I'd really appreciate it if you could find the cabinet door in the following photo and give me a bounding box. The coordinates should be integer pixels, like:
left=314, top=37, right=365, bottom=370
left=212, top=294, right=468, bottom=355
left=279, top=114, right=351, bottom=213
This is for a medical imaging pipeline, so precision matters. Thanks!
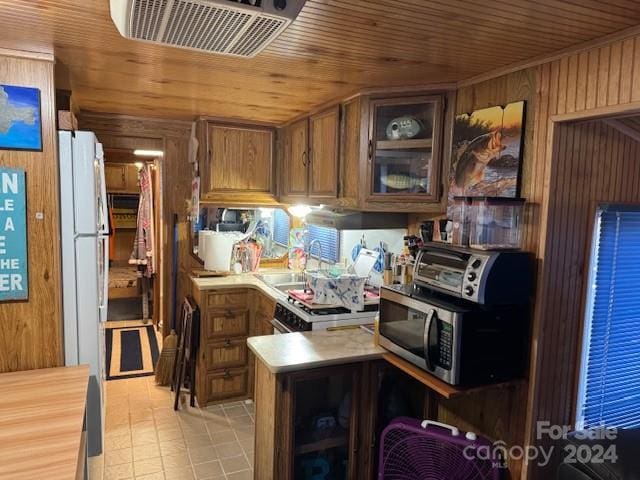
left=104, top=164, right=127, bottom=191
left=281, top=364, right=361, bottom=479
left=207, top=125, right=274, bottom=193
left=282, top=118, right=309, bottom=198
left=366, top=95, right=443, bottom=202
left=125, top=164, right=139, bottom=192
left=309, top=106, right=339, bottom=199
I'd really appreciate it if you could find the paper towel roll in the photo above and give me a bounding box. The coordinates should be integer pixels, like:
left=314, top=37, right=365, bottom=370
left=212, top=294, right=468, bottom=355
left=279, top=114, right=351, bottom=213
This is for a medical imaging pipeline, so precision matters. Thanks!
left=198, top=230, right=213, bottom=261
left=203, top=232, right=242, bottom=272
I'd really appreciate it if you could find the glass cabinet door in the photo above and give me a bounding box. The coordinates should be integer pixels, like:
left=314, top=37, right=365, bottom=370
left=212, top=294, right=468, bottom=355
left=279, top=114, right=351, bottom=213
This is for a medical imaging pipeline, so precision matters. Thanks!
left=368, top=95, right=443, bottom=201
left=290, top=367, right=359, bottom=480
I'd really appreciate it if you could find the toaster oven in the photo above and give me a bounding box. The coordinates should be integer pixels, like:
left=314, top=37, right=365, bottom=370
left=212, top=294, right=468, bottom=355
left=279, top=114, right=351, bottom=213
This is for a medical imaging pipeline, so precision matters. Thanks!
left=414, top=243, right=533, bottom=305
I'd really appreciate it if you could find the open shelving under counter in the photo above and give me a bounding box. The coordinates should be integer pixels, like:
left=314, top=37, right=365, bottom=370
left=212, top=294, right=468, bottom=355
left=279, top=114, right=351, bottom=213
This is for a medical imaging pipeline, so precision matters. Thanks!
left=382, top=351, right=525, bottom=400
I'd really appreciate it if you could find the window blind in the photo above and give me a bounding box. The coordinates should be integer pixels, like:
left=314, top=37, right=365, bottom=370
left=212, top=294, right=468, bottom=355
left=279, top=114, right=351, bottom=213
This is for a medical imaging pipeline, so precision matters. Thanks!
left=273, top=209, right=290, bottom=247
left=576, top=204, right=640, bottom=430
left=307, top=225, right=340, bottom=264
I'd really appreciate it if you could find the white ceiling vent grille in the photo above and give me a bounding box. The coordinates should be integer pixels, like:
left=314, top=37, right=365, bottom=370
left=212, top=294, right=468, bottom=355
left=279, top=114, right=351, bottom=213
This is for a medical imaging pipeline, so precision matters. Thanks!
left=112, top=0, right=305, bottom=58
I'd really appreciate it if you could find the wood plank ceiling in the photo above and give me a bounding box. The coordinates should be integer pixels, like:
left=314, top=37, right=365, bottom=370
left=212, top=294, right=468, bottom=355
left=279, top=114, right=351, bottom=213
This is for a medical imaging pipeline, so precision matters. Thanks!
left=1, top=0, right=640, bottom=123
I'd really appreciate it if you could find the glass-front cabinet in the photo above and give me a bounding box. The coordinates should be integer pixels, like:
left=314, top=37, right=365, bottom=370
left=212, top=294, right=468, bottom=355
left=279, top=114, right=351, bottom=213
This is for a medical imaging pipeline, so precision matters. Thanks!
left=283, top=366, right=360, bottom=479
left=367, top=95, right=444, bottom=202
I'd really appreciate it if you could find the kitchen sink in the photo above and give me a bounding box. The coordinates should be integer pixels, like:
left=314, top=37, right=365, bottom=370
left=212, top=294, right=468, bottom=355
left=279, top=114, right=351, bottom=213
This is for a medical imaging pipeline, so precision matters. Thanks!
left=254, top=272, right=307, bottom=287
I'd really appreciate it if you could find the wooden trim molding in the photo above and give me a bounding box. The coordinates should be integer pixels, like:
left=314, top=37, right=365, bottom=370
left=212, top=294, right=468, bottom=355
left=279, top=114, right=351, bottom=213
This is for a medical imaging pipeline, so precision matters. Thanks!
left=0, top=47, right=54, bottom=62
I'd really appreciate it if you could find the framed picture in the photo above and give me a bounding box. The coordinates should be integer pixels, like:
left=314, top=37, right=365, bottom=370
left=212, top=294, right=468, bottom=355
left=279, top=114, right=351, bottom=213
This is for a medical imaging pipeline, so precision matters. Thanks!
left=0, top=84, right=42, bottom=151
left=448, top=101, right=526, bottom=203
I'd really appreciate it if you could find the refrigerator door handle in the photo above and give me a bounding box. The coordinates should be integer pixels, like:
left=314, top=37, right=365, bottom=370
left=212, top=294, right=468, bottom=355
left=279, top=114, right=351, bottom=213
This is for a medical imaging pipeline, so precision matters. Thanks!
left=96, top=143, right=109, bottom=235
left=99, top=235, right=109, bottom=322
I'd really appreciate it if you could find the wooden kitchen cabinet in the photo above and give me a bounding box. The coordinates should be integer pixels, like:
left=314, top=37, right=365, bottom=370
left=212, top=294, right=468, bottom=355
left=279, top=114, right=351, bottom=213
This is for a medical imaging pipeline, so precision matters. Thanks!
left=309, top=105, right=340, bottom=200
left=281, top=118, right=309, bottom=199
left=366, top=95, right=444, bottom=203
left=279, top=105, right=340, bottom=203
left=192, top=286, right=276, bottom=406
left=255, top=362, right=363, bottom=480
left=105, top=162, right=139, bottom=193
left=197, top=120, right=276, bottom=204
left=193, top=287, right=252, bottom=405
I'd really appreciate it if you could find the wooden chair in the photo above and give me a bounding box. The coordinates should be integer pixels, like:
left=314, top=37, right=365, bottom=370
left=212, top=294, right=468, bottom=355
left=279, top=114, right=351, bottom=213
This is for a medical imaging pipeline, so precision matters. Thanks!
left=172, top=296, right=200, bottom=410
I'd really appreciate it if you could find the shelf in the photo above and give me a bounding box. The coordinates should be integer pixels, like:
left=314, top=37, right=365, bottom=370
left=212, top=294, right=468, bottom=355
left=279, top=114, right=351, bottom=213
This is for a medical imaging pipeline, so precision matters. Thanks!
left=294, top=429, right=349, bottom=455
left=376, top=138, right=433, bottom=150
left=382, top=352, right=524, bottom=400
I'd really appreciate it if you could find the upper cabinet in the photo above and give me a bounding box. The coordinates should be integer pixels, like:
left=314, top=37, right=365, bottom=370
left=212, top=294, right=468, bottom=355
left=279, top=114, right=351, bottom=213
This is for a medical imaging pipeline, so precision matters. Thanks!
left=280, top=106, right=340, bottom=203
left=308, top=106, right=340, bottom=199
left=105, top=162, right=139, bottom=193
left=198, top=121, right=276, bottom=204
left=366, top=95, right=443, bottom=203
left=281, top=118, right=309, bottom=199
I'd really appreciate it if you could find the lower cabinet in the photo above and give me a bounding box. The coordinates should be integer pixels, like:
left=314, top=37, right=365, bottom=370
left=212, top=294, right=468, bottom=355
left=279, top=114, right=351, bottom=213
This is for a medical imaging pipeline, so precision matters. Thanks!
left=193, top=286, right=276, bottom=407
left=205, top=367, right=249, bottom=402
left=255, top=361, right=388, bottom=480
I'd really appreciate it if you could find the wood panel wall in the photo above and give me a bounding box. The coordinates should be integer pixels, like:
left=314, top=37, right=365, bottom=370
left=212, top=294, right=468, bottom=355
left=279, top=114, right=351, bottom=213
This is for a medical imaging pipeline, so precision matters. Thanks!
left=78, top=113, right=192, bottom=337
left=532, top=120, right=640, bottom=477
left=454, top=32, right=640, bottom=480
left=429, top=68, right=537, bottom=480
left=0, top=51, right=62, bottom=372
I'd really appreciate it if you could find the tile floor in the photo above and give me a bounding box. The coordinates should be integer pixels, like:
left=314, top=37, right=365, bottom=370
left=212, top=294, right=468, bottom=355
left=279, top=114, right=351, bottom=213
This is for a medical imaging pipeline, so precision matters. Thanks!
left=89, top=376, right=255, bottom=480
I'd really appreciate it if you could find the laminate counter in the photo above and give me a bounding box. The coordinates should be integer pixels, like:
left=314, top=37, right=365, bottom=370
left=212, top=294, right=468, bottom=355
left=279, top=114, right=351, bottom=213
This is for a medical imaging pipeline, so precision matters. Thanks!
left=0, top=365, right=89, bottom=480
left=247, top=328, right=385, bottom=373
left=191, top=270, right=288, bottom=301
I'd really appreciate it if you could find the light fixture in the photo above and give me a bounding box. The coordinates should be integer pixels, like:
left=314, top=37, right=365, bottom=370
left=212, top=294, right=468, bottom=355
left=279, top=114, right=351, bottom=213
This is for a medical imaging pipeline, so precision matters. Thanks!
left=133, top=149, right=164, bottom=157
left=134, top=161, right=144, bottom=169
left=287, top=205, right=312, bottom=218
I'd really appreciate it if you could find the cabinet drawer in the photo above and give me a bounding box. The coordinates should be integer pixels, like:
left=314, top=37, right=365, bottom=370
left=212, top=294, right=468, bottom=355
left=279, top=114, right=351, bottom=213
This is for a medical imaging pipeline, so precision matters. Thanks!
left=207, top=290, right=247, bottom=308
left=205, top=338, right=248, bottom=370
left=203, top=309, right=249, bottom=340
left=206, top=368, right=248, bottom=401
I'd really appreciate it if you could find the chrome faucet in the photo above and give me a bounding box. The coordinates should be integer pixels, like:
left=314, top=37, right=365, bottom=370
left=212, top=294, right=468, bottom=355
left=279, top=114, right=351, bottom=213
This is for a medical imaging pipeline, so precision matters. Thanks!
left=307, top=239, right=325, bottom=272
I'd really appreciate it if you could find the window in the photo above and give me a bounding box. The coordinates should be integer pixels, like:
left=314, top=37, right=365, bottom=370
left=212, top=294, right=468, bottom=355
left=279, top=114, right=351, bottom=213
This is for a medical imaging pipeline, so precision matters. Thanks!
left=576, top=204, right=640, bottom=430
left=273, top=209, right=290, bottom=247
left=306, top=225, right=340, bottom=264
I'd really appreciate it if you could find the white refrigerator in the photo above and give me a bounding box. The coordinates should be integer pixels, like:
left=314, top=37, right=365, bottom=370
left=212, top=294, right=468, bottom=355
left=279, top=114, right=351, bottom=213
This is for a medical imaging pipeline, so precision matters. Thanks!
left=59, top=130, right=109, bottom=457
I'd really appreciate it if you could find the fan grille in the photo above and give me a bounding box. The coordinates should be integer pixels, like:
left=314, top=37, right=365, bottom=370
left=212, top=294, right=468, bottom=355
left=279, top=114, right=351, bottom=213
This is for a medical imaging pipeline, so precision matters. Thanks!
left=379, top=423, right=500, bottom=480
left=128, top=0, right=290, bottom=57
left=131, top=0, right=167, bottom=40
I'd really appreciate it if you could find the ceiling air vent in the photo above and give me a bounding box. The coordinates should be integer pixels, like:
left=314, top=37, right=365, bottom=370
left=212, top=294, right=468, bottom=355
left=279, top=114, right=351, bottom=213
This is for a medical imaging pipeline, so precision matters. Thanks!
left=110, top=0, right=305, bottom=57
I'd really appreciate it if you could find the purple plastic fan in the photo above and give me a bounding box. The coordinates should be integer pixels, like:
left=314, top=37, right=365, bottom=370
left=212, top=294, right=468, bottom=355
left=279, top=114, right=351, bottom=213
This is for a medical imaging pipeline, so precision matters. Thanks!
left=378, top=417, right=502, bottom=480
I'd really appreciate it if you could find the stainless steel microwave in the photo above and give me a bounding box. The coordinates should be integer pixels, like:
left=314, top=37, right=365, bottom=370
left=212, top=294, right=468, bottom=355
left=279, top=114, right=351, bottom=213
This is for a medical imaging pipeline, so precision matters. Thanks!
left=378, top=285, right=529, bottom=386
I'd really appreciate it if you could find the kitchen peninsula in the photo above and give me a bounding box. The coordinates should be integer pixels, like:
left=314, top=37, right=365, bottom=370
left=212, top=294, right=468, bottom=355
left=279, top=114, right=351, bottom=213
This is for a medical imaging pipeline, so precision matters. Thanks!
left=248, top=329, right=385, bottom=480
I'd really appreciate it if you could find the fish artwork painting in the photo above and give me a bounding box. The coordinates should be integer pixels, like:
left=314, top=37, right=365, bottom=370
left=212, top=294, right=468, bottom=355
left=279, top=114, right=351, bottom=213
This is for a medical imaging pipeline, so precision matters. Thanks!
left=0, top=85, right=42, bottom=151
left=448, top=101, right=526, bottom=206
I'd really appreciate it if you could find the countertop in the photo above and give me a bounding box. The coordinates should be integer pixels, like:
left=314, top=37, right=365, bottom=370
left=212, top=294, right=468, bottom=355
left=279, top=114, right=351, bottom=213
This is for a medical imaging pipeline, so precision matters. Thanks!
left=191, top=270, right=289, bottom=301
left=0, top=365, right=90, bottom=480
left=247, top=328, right=385, bottom=373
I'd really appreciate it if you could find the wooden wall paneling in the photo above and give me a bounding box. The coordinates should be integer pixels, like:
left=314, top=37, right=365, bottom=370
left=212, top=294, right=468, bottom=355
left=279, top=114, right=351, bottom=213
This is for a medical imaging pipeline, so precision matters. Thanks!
left=527, top=121, right=640, bottom=478
left=0, top=52, right=62, bottom=372
left=521, top=33, right=640, bottom=480
left=426, top=68, right=537, bottom=479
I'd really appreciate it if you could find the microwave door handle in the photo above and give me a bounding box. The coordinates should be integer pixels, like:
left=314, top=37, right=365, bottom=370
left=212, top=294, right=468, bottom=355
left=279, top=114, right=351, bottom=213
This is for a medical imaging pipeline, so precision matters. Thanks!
left=423, top=309, right=436, bottom=371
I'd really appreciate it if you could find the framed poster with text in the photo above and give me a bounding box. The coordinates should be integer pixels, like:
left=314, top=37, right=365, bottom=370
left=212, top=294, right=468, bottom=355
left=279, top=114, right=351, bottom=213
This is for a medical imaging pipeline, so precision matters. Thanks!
left=0, top=167, right=28, bottom=301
